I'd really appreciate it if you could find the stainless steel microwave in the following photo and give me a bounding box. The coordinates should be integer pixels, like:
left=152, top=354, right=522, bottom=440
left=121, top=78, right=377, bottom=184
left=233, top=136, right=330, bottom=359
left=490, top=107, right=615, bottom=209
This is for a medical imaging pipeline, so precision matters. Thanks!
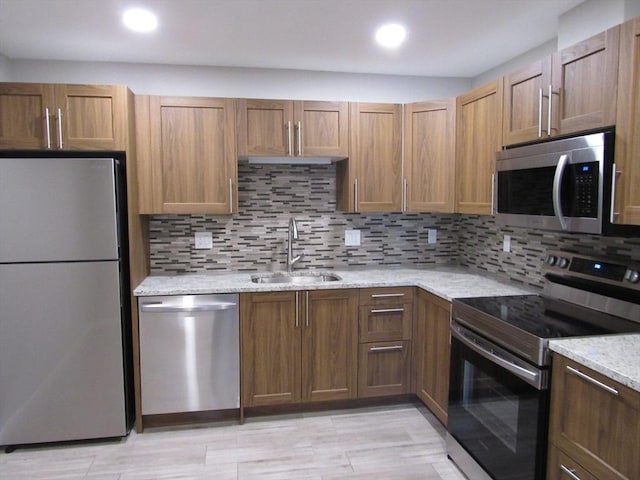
left=494, top=129, right=640, bottom=236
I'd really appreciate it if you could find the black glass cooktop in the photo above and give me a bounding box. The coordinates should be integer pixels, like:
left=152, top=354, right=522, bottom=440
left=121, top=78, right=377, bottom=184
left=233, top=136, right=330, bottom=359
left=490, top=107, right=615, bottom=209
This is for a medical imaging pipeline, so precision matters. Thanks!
left=454, top=294, right=639, bottom=339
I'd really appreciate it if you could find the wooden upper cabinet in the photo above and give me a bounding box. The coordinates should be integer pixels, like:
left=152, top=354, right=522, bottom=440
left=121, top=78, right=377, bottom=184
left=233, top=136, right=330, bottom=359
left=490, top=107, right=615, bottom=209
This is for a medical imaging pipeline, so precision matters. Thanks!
left=455, top=79, right=503, bottom=215
left=337, top=102, right=402, bottom=213
left=552, top=26, right=620, bottom=136
left=613, top=17, right=640, bottom=226
left=0, top=83, right=128, bottom=150
left=404, top=99, right=456, bottom=213
left=136, top=95, right=237, bottom=214
left=236, top=99, right=348, bottom=157
left=503, top=58, right=552, bottom=145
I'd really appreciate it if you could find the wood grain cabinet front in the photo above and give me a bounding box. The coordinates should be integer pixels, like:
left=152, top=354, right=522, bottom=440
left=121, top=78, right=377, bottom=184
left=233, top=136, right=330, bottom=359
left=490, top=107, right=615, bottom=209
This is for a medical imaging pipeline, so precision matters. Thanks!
left=547, top=354, right=640, bottom=480
left=0, top=83, right=129, bottom=150
left=236, top=99, right=348, bottom=158
left=357, top=287, right=413, bottom=398
left=413, top=289, right=451, bottom=425
left=240, top=289, right=358, bottom=408
left=503, top=26, right=620, bottom=146
left=135, top=95, right=237, bottom=214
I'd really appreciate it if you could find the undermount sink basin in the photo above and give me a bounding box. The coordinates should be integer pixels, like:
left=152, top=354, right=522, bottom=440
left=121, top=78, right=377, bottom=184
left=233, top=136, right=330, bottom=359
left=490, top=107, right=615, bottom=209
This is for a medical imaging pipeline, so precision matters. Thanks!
left=251, top=272, right=342, bottom=284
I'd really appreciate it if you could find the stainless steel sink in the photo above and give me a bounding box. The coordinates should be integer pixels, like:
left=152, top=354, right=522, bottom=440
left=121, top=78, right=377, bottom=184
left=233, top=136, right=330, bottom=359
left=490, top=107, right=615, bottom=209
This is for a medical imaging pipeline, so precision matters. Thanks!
left=251, top=272, right=341, bottom=284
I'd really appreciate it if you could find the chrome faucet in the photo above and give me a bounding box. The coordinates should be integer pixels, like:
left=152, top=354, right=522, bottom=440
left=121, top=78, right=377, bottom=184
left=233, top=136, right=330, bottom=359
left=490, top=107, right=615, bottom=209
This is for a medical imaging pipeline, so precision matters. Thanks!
left=287, top=217, right=303, bottom=271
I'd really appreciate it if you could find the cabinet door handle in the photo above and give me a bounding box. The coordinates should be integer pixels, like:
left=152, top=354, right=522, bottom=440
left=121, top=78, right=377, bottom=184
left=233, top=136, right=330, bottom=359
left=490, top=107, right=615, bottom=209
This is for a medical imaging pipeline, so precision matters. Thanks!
left=44, top=107, right=52, bottom=149
left=295, top=292, right=299, bottom=328
left=370, top=308, right=404, bottom=314
left=286, top=120, right=293, bottom=156
left=305, top=291, right=309, bottom=328
left=610, top=163, right=620, bottom=223
left=547, top=84, right=553, bottom=136
left=538, top=87, right=543, bottom=138
left=229, top=177, right=233, bottom=214
left=559, top=465, right=581, bottom=480
left=56, top=108, right=64, bottom=149
left=403, top=178, right=408, bottom=211
left=371, top=293, right=405, bottom=298
left=566, top=365, right=619, bottom=396
left=491, top=173, right=496, bottom=215
left=296, top=121, right=302, bottom=156
left=354, top=178, right=359, bottom=212
left=370, top=345, right=403, bottom=352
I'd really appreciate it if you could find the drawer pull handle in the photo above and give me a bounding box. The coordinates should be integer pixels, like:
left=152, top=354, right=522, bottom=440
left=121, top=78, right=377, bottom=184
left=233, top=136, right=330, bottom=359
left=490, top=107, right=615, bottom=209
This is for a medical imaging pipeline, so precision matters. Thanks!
left=566, top=365, right=619, bottom=396
left=370, top=308, right=404, bottom=314
left=370, top=345, right=403, bottom=352
left=560, top=464, right=581, bottom=480
left=370, top=293, right=405, bottom=298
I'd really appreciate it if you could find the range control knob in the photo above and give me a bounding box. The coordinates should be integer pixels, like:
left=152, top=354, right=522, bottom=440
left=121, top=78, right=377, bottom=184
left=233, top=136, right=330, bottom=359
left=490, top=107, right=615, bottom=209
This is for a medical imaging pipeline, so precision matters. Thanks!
left=624, top=269, right=640, bottom=284
left=557, top=257, right=570, bottom=269
left=546, top=255, right=557, bottom=266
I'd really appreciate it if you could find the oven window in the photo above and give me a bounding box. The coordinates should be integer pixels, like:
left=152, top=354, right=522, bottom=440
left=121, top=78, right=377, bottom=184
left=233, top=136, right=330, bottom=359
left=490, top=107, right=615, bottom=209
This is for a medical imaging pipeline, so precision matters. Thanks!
left=449, top=337, right=549, bottom=480
left=497, top=166, right=556, bottom=216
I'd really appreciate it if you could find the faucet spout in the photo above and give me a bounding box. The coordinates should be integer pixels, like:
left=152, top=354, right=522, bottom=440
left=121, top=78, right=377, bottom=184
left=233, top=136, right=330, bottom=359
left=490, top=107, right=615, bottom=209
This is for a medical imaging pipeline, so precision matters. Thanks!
left=287, top=218, right=303, bottom=271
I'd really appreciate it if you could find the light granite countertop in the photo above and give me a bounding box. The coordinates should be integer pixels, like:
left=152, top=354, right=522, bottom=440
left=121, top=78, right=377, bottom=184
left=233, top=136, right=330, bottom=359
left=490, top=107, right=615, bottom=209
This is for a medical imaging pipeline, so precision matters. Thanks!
left=133, top=266, right=534, bottom=301
left=549, top=334, right=640, bottom=392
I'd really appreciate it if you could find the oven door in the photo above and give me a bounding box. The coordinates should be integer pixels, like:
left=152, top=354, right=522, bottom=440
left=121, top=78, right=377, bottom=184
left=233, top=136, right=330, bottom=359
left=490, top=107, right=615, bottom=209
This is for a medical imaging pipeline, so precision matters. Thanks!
left=447, top=322, right=549, bottom=480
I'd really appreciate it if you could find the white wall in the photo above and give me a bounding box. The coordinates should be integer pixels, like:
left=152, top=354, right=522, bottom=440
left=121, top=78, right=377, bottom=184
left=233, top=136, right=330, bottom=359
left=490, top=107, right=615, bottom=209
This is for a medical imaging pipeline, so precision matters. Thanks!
left=626, top=0, right=640, bottom=18
left=558, top=0, right=627, bottom=49
left=0, top=54, right=10, bottom=81
left=7, top=59, right=471, bottom=103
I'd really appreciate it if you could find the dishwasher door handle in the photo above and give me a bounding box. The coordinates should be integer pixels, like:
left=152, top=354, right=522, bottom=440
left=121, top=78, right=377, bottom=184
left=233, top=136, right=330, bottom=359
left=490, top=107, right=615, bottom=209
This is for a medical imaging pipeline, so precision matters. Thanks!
left=139, top=302, right=237, bottom=313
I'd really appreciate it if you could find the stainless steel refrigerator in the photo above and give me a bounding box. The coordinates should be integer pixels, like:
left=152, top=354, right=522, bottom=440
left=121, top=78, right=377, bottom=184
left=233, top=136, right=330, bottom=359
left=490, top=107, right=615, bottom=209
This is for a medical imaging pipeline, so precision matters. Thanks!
left=0, top=155, right=133, bottom=449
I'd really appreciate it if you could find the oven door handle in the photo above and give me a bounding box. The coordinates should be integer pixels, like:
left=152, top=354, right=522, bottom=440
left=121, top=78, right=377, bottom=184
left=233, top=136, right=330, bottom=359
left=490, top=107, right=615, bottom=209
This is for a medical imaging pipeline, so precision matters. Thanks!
left=552, top=154, right=570, bottom=230
left=451, top=323, right=545, bottom=389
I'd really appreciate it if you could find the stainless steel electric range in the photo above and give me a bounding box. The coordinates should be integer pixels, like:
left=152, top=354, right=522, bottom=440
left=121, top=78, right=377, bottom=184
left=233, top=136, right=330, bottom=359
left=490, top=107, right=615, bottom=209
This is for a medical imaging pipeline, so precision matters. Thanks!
left=446, top=250, right=640, bottom=480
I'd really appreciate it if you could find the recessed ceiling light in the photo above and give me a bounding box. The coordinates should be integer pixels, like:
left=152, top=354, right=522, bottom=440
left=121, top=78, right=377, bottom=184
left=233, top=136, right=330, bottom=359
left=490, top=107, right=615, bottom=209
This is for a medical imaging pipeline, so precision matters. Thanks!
left=375, top=24, right=406, bottom=48
left=123, top=8, right=158, bottom=33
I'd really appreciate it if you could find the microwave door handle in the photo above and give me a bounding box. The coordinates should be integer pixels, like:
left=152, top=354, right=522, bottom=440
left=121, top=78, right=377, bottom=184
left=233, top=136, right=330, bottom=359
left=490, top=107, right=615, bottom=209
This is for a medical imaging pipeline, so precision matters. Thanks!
left=552, top=154, right=569, bottom=230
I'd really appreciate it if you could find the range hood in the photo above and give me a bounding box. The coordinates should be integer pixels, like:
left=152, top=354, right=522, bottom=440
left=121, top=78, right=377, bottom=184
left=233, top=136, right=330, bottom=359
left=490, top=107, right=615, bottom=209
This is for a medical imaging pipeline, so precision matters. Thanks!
left=238, top=156, right=346, bottom=165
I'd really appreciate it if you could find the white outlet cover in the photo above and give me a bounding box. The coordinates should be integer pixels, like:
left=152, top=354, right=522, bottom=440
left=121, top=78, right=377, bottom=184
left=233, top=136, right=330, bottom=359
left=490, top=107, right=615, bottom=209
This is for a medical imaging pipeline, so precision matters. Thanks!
left=503, top=235, right=511, bottom=252
left=194, top=231, right=213, bottom=249
left=428, top=229, right=437, bottom=244
left=345, top=229, right=361, bottom=247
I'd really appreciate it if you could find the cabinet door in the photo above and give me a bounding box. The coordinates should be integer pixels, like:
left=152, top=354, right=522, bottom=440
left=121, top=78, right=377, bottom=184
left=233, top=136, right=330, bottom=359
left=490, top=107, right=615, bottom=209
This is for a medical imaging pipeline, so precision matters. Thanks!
left=552, top=26, right=620, bottom=136
left=358, top=340, right=411, bottom=398
left=455, top=79, right=503, bottom=215
left=240, top=292, right=301, bottom=407
left=614, top=17, right=640, bottom=226
left=301, top=289, right=358, bottom=402
left=0, top=83, right=55, bottom=149
left=404, top=99, right=456, bottom=213
left=549, top=355, right=640, bottom=480
left=414, top=289, right=451, bottom=425
left=141, top=96, right=236, bottom=214
left=348, top=103, right=403, bottom=212
left=55, top=84, right=128, bottom=150
left=236, top=99, right=293, bottom=156
left=503, top=58, right=551, bottom=145
left=293, top=100, right=349, bottom=157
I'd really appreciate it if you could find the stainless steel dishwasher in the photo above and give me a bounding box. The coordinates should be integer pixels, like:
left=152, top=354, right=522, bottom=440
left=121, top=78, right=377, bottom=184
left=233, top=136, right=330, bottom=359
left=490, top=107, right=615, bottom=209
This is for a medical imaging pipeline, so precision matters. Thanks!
left=138, top=294, right=239, bottom=415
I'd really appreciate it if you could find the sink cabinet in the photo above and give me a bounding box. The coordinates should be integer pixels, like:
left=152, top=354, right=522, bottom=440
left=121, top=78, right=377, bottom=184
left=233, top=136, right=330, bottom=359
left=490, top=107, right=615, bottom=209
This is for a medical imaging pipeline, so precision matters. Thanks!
left=547, top=354, right=639, bottom=480
left=236, top=99, right=349, bottom=157
left=413, top=289, right=451, bottom=425
left=357, top=287, right=413, bottom=398
left=0, top=82, right=129, bottom=150
left=240, top=289, right=358, bottom=408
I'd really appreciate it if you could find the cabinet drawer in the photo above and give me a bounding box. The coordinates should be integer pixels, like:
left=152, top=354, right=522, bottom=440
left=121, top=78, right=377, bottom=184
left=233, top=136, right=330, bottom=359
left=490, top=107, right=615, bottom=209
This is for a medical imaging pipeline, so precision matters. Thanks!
left=359, top=302, right=412, bottom=342
left=547, top=446, right=597, bottom=480
left=358, top=341, right=411, bottom=398
left=359, top=287, right=414, bottom=306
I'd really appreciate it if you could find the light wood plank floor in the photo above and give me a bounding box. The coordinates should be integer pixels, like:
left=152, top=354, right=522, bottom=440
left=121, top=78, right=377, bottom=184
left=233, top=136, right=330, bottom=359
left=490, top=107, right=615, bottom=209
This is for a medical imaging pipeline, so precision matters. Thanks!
left=0, top=402, right=466, bottom=479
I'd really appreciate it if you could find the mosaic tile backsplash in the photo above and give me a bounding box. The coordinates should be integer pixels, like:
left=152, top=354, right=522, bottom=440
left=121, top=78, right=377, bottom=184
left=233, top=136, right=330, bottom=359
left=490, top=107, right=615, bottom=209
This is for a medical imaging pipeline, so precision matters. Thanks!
left=149, top=163, right=640, bottom=289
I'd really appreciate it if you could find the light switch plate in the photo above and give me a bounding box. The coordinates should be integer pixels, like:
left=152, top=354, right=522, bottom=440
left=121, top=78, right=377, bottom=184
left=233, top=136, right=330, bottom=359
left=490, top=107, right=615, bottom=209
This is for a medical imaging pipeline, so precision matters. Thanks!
left=194, top=231, right=213, bottom=249
left=503, top=235, right=511, bottom=252
left=428, top=229, right=437, bottom=244
left=345, top=229, right=361, bottom=247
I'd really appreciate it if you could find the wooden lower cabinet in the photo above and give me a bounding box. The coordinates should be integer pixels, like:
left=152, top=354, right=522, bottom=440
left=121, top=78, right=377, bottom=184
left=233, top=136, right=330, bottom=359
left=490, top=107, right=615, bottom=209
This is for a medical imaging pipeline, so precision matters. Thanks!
left=358, top=341, right=411, bottom=397
left=547, top=354, right=640, bottom=480
left=414, top=289, right=451, bottom=425
left=240, top=289, right=358, bottom=408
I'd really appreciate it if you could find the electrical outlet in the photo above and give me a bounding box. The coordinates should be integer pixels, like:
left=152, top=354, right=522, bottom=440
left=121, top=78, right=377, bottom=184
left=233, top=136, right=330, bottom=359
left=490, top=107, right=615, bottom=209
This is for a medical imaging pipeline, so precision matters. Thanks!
left=194, top=232, right=213, bottom=249
left=428, top=229, right=437, bottom=244
left=503, top=235, right=511, bottom=252
left=345, top=229, right=361, bottom=247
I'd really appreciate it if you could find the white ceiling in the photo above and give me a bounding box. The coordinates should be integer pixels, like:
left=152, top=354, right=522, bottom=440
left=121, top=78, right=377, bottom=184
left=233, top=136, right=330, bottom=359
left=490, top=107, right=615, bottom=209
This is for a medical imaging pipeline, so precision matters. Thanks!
left=0, top=0, right=586, bottom=78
